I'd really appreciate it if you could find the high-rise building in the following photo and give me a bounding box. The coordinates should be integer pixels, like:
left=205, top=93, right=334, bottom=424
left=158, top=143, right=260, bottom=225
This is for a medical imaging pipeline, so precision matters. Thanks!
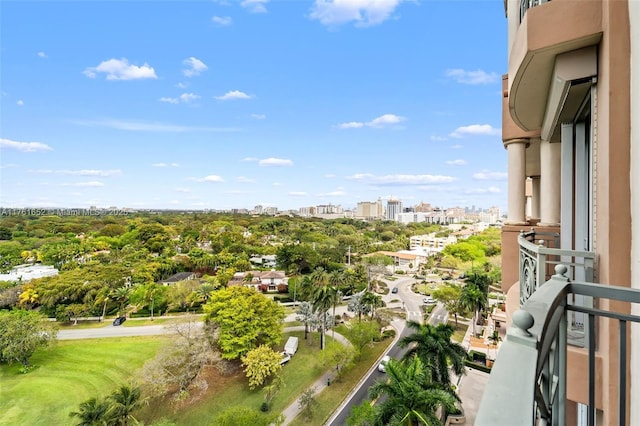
left=478, top=2, right=639, bottom=425
left=356, top=198, right=384, bottom=220
left=386, top=198, right=402, bottom=221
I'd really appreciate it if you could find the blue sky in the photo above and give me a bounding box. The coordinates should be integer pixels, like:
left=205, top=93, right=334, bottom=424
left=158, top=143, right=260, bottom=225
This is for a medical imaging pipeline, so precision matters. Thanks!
left=1, top=0, right=508, bottom=212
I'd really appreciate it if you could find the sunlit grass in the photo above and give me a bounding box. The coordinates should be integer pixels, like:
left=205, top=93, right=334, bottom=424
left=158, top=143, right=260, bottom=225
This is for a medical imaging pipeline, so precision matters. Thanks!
left=0, top=336, right=166, bottom=426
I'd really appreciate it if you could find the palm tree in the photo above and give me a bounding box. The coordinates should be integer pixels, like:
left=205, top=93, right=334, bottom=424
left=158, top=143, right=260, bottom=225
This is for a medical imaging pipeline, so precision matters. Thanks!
left=460, top=283, right=488, bottom=336
left=398, top=321, right=467, bottom=387
left=111, top=287, right=131, bottom=317
left=296, top=301, right=314, bottom=340
left=109, top=385, right=146, bottom=426
left=369, top=356, right=457, bottom=426
left=69, top=397, right=114, bottom=426
left=312, top=284, right=334, bottom=350
left=361, top=291, right=383, bottom=320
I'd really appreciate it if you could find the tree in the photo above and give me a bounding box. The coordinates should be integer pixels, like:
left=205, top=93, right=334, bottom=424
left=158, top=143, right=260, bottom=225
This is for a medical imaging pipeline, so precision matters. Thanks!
left=110, top=385, right=146, bottom=426
left=0, top=309, right=57, bottom=367
left=461, top=283, right=488, bottom=335
left=241, top=345, right=283, bottom=390
left=295, top=301, right=314, bottom=340
left=398, top=321, right=466, bottom=387
left=139, top=316, right=220, bottom=400
left=347, top=292, right=369, bottom=322
left=321, top=341, right=355, bottom=380
left=298, top=387, right=319, bottom=420
left=431, top=282, right=467, bottom=327
left=343, top=319, right=379, bottom=360
left=204, top=286, right=285, bottom=359
left=311, top=282, right=334, bottom=350
left=361, top=291, right=383, bottom=320
left=69, top=397, right=114, bottom=426
left=369, top=356, right=457, bottom=426
left=346, top=400, right=376, bottom=426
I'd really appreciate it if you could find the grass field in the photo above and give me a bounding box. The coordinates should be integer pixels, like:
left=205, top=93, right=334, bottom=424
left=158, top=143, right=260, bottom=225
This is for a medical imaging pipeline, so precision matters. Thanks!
left=0, top=336, right=167, bottom=426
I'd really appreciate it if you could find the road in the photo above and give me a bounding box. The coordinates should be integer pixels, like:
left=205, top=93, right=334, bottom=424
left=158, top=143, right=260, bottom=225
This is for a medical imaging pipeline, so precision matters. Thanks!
left=58, top=323, right=183, bottom=340
left=327, top=275, right=447, bottom=426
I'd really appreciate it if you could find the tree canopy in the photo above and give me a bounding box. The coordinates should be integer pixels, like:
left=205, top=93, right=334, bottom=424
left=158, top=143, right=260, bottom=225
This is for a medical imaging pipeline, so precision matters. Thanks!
left=204, top=286, right=285, bottom=359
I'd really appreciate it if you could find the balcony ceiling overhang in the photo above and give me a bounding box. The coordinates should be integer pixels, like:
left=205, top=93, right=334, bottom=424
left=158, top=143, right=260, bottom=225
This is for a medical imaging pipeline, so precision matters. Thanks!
left=508, top=0, right=602, bottom=132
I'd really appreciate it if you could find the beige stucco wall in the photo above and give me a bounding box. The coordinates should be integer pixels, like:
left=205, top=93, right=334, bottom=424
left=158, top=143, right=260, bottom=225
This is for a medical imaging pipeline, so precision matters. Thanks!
left=629, top=0, right=639, bottom=424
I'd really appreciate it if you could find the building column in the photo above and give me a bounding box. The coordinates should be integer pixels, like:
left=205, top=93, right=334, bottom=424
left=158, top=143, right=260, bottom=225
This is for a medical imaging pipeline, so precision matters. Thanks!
left=504, top=139, right=528, bottom=225
left=530, top=176, right=541, bottom=221
left=538, top=140, right=561, bottom=226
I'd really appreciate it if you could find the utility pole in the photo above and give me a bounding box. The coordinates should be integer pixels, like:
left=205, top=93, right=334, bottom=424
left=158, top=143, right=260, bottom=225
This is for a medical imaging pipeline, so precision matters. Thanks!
left=347, top=246, right=351, bottom=265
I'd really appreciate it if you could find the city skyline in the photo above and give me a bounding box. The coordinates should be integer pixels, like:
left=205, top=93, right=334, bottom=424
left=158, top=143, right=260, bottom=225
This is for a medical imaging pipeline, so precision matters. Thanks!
left=1, top=1, right=507, bottom=212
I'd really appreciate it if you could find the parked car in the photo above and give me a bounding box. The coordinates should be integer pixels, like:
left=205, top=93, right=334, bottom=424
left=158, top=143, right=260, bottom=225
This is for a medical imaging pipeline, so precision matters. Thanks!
left=423, top=296, right=436, bottom=305
left=391, top=287, right=398, bottom=294
left=112, top=316, right=126, bottom=326
left=378, top=355, right=391, bottom=372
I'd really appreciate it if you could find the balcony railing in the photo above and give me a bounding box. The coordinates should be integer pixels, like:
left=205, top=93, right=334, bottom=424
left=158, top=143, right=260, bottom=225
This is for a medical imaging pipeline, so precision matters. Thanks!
left=476, top=265, right=640, bottom=426
left=519, top=230, right=596, bottom=346
left=520, top=0, right=552, bottom=22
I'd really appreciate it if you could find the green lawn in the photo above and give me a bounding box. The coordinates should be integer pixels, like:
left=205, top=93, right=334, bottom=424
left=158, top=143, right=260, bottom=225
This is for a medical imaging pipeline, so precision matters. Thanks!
left=0, top=336, right=167, bottom=426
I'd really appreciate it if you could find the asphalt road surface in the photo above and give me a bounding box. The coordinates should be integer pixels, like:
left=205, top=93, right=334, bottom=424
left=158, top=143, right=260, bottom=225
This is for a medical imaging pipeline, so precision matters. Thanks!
left=327, top=276, right=446, bottom=426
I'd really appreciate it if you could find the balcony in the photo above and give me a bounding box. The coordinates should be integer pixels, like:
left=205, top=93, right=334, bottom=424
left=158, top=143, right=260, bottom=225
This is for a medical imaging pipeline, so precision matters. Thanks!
left=508, top=0, right=602, bottom=132
left=519, top=229, right=595, bottom=347
left=476, top=265, right=640, bottom=425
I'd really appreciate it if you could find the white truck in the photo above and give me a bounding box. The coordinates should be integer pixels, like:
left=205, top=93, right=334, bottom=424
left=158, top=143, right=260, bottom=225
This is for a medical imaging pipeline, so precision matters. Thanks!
left=284, top=336, right=299, bottom=356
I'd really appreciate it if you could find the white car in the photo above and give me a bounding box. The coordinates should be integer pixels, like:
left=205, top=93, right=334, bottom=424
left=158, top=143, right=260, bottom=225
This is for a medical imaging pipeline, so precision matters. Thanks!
left=378, top=355, right=391, bottom=372
left=423, top=296, right=436, bottom=305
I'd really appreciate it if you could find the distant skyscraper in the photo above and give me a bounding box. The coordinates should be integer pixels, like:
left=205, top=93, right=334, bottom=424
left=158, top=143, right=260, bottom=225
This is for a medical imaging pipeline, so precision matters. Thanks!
left=386, top=198, right=402, bottom=221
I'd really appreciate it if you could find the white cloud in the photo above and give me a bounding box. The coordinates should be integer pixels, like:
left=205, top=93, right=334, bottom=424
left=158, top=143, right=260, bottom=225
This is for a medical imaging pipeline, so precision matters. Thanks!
left=61, top=181, right=105, bottom=187
left=451, top=144, right=464, bottom=149
left=215, top=90, right=253, bottom=100
left=0, top=138, right=53, bottom=152
left=16, top=100, right=24, bottom=106
left=272, top=182, right=282, bottom=186
left=445, top=68, right=500, bottom=85
left=336, top=113, right=405, bottom=129
left=242, top=157, right=259, bottom=162
left=192, top=175, right=225, bottom=183
left=175, top=187, right=192, bottom=193
left=182, top=57, right=208, bottom=77
left=289, top=191, right=308, bottom=197
left=473, top=170, right=508, bottom=181
left=259, top=157, right=293, bottom=167
left=347, top=173, right=456, bottom=185
left=430, top=135, right=447, bottom=141
left=159, top=93, right=201, bottom=104
left=236, top=176, right=256, bottom=183
left=241, top=0, right=268, bottom=13
left=449, top=124, right=501, bottom=138
left=30, top=169, right=122, bottom=177
left=337, top=121, right=365, bottom=129
left=37, top=51, right=47, bottom=58
left=176, top=82, right=188, bottom=89
left=73, top=119, right=239, bottom=133
left=251, top=113, right=266, bottom=119
left=310, top=0, right=404, bottom=27
left=152, top=163, right=180, bottom=168
left=212, top=15, right=233, bottom=26
left=445, top=159, right=467, bottom=166
left=324, top=173, right=336, bottom=178
left=159, top=97, right=179, bottom=104
left=83, top=58, right=157, bottom=80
